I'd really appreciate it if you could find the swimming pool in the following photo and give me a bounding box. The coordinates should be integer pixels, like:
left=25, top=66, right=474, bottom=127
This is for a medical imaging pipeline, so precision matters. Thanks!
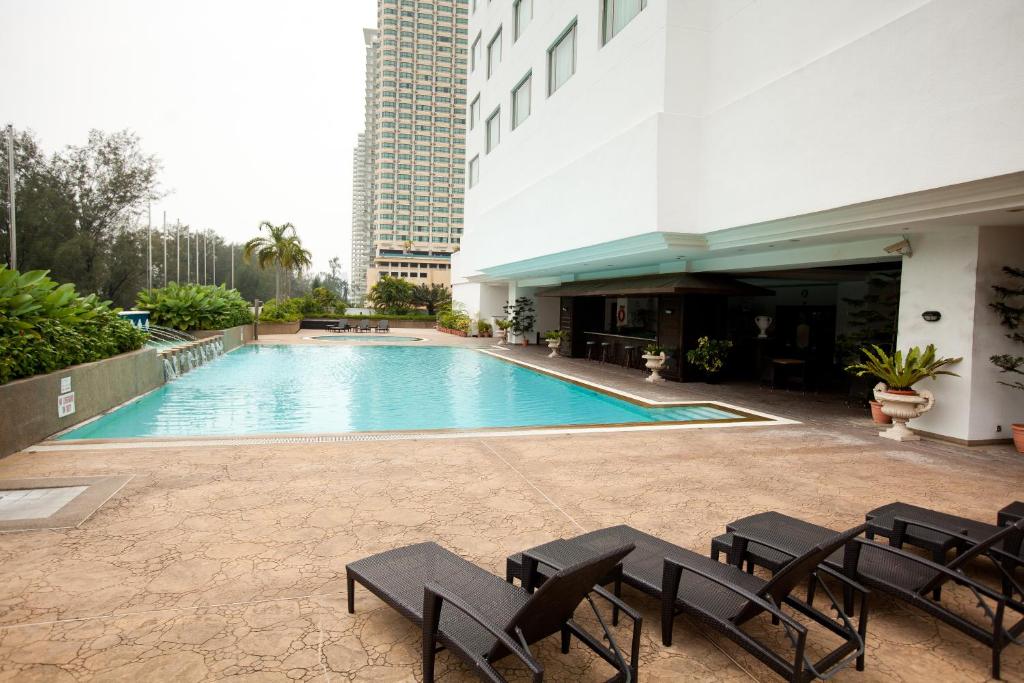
left=312, top=335, right=424, bottom=342
left=59, top=345, right=759, bottom=440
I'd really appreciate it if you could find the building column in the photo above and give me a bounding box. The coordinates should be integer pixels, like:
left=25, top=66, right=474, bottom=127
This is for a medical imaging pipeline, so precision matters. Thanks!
left=897, top=225, right=1024, bottom=444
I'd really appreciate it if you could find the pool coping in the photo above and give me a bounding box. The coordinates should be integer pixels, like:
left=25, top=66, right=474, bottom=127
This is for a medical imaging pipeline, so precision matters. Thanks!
left=36, top=344, right=798, bottom=450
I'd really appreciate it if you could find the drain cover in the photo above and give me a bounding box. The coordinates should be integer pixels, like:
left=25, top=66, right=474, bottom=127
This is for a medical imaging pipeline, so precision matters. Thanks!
left=0, top=486, right=88, bottom=521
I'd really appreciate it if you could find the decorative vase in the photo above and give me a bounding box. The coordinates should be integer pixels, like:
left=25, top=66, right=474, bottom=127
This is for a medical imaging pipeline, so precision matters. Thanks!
left=1012, top=423, right=1024, bottom=454
left=754, top=315, right=773, bottom=339
left=869, top=400, right=892, bottom=424
left=496, top=330, right=506, bottom=346
left=546, top=339, right=561, bottom=358
left=873, top=382, right=934, bottom=441
left=642, top=352, right=667, bottom=383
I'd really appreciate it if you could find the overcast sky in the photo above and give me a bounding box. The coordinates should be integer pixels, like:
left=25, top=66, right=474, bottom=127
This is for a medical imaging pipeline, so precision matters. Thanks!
left=0, top=0, right=377, bottom=275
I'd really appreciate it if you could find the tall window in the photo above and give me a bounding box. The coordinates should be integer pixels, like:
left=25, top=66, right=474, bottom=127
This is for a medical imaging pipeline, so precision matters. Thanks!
left=602, top=0, right=646, bottom=44
left=469, top=95, right=481, bottom=129
left=487, top=28, right=502, bottom=78
left=468, top=156, right=480, bottom=187
left=548, top=21, right=576, bottom=95
left=512, top=73, right=531, bottom=129
left=514, top=0, right=532, bottom=41
left=471, top=33, right=481, bottom=71
left=486, top=108, right=501, bottom=153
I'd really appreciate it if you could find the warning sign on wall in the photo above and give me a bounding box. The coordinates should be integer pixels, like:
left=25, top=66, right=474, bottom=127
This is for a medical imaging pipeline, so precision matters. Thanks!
left=57, top=392, right=76, bottom=418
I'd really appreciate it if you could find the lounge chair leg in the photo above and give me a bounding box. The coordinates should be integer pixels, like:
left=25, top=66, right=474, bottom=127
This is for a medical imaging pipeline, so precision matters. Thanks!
left=612, top=575, right=622, bottom=627
left=347, top=574, right=355, bottom=613
left=561, top=623, right=571, bottom=654
left=856, top=591, right=869, bottom=672
left=806, top=573, right=818, bottom=606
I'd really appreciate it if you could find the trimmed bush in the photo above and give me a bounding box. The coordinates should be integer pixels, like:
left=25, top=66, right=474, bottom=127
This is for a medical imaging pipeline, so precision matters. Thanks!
left=437, top=308, right=471, bottom=333
left=137, top=283, right=253, bottom=331
left=0, top=266, right=148, bottom=384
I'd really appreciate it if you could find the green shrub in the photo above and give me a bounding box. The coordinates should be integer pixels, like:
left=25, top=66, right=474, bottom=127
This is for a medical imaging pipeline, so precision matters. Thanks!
left=437, top=308, right=470, bottom=333
left=0, top=266, right=148, bottom=384
left=477, top=319, right=493, bottom=337
left=136, top=283, right=253, bottom=331
left=258, top=298, right=304, bottom=323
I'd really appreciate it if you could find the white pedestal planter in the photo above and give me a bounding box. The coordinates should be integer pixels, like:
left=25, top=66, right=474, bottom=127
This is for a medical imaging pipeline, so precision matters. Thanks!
left=873, top=382, right=935, bottom=441
left=546, top=340, right=561, bottom=358
left=643, top=353, right=667, bottom=383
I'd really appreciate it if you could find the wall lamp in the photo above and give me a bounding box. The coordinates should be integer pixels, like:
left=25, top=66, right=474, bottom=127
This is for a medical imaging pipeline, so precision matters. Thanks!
left=922, top=310, right=941, bottom=322
left=884, top=238, right=913, bottom=257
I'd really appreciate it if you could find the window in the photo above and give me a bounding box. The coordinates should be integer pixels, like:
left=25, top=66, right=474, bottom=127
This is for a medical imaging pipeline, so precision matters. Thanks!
left=487, top=28, right=502, bottom=78
left=468, top=155, right=480, bottom=188
left=602, top=0, right=646, bottom=44
left=514, top=0, right=532, bottom=41
left=471, top=33, right=481, bottom=71
left=511, top=73, right=531, bottom=129
left=548, top=21, right=576, bottom=95
left=485, top=108, right=501, bottom=152
left=469, top=95, right=481, bottom=129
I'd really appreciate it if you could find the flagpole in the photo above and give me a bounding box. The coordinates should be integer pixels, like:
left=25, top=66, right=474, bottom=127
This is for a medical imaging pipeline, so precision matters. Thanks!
left=212, top=232, right=217, bottom=285
left=176, top=219, right=180, bottom=283
left=162, top=211, right=167, bottom=286
left=6, top=124, right=16, bottom=270
left=230, top=244, right=235, bottom=289
left=146, top=202, right=152, bottom=293
left=203, top=230, right=208, bottom=285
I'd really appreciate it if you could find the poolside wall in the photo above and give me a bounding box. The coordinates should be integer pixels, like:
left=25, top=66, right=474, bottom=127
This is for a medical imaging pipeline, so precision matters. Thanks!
left=193, top=324, right=252, bottom=352
left=0, top=347, right=163, bottom=458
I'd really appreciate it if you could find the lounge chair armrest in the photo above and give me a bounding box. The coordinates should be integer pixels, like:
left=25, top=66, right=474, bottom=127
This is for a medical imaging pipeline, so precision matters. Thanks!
left=729, top=531, right=799, bottom=560
left=814, top=564, right=871, bottom=597
left=663, top=556, right=806, bottom=634
left=592, top=584, right=643, bottom=623
left=891, top=516, right=978, bottom=542
left=853, top=539, right=1008, bottom=604
left=423, top=582, right=544, bottom=680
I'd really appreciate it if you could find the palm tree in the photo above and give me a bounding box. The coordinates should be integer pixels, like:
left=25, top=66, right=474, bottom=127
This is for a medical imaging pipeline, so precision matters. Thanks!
left=242, top=221, right=311, bottom=301
left=410, top=283, right=451, bottom=315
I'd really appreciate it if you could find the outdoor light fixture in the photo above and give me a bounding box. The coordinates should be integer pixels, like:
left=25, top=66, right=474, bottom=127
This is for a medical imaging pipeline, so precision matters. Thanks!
left=922, top=310, right=941, bottom=322
left=884, top=238, right=913, bottom=257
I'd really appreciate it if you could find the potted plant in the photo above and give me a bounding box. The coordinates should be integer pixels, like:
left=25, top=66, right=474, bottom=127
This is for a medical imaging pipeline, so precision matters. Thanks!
left=495, top=318, right=512, bottom=346
left=503, top=297, right=535, bottom=346
left=989, top=265, right=1024, bottom=452
left=685, top=337, right=733, bottom=383
left=642, top=343, right=668, bottom=383
left=544, top=330, right=565, bottom=357
left=846, top=344, right=961, bottom=441
left=476, top=319, right=493, bottom=339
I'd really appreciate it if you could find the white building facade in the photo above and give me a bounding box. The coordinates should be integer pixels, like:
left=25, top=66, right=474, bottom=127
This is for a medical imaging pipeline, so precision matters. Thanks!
left=350, top=29, right=379, bottom=305
left=453, top=0, right=1024, bottom=445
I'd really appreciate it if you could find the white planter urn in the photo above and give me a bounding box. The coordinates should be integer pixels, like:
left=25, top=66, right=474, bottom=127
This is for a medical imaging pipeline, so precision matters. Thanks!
left=642, top=352, right=667, bottom=383
left=496, top=329, right=507, bottom=346
left=754, top=315, right=773, bottom=339
left=546, top=339, right=561, bottom=358
left=873, top=382, right=935, bottom=441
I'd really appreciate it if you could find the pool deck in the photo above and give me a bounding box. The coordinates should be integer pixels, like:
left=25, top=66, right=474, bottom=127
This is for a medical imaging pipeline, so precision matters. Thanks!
left=1, top=330, right=1022, bottom=682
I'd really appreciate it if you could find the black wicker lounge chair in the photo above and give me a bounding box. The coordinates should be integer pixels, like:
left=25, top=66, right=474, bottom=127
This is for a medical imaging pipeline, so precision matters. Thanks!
left=326, top=319, right=350, bottom=332
left=509, top=524, right=870, bottom=682
left=355, top=319, right=370, bottom=333
left=376, top=319, right=390, bottom=333
left=714, top=512, right=1024, bottom=679
left=347, top=541, right=637, bottom=682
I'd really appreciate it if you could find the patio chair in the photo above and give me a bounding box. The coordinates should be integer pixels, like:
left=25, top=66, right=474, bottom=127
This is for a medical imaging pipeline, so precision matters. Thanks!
left=346, top=540, right=637, bottom=682
left=326, top=319, right=350, bottom=333
left=508, top=524, right=870, bottom=682
left=714, top=512, right=1024, bottom=679
left=355, top=319, right=370, bottom=333
left=376, top=319, right=390, bottom=333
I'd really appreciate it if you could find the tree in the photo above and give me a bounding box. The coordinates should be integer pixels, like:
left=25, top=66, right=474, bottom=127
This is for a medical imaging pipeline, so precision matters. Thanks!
left=242, top=221, right=311, bottom=301
left=367, top=275, right=413, bottom=313
left=410, top=283, right=451, bottom=314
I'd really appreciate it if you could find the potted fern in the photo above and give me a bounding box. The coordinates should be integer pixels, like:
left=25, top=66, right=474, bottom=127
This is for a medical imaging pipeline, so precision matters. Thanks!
left=989, top=265, right=1024, bottom=452
left=846, top=345, right=961, bottom=441
left=642, top=342, right=667, bottom=383
left=685, top=336, right=733, bottom=383
left=544, top=330, right=566, bottom=357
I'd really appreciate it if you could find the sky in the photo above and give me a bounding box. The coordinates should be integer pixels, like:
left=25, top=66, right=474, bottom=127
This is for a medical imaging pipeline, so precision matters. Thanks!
left=0, top=0, right=378, bottom=275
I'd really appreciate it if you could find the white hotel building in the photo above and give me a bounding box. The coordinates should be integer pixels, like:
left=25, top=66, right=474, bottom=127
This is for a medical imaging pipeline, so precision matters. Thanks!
left=452, top=0, right=1024, bottom=445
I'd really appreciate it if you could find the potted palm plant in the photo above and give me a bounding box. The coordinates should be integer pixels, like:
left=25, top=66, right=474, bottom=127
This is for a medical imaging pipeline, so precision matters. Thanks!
left=503, top=297, right=535, bottom=346
left=495, top=318, right=512, bottom=346
left=846, top=344, right=961, bottom=441
left=642, top=343, right=667, bottom=383
left=544, top=330, right=566, bottom=357
left=685, top=336, right=733, bottom=383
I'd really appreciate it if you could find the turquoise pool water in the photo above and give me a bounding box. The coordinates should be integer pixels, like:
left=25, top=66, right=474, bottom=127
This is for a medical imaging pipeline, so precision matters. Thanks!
left=312, top=335, right=423, bottom=342
left=60, top=346, right=748, bottom=439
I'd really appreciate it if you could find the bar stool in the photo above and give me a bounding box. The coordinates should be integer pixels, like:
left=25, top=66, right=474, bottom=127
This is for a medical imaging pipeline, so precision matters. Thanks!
left=599, top=342, right=611, bottom=363
left=621, top=345, right=637, bottom=369
left=585, top=340, right=597, bottom=360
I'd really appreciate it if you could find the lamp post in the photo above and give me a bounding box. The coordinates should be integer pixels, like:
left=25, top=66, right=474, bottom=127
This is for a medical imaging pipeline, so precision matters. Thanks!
left=176, top=220, right=181, bottom=283
left=162, top=211, right=168, bottom=286
left=6, top=124, right=16, bottom=270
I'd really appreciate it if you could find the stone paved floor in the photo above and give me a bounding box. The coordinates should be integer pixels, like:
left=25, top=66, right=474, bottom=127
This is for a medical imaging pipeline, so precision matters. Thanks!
left=0, top=332, right=1022, bottom=681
